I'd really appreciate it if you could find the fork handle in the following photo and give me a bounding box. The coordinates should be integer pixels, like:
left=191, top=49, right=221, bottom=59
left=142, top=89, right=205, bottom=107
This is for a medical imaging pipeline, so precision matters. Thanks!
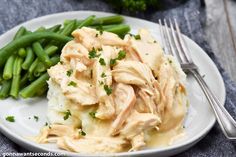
left=190, top=69, right=236, bottom=139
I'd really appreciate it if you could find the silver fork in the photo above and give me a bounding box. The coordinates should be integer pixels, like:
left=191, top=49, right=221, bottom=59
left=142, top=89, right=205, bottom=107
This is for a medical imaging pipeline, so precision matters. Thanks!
left=159, top=18, right=236, bottom=139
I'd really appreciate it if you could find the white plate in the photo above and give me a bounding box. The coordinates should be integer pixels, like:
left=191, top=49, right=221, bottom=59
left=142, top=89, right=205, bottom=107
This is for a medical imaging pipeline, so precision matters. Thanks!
left=0, top=11, right=225, bottom=157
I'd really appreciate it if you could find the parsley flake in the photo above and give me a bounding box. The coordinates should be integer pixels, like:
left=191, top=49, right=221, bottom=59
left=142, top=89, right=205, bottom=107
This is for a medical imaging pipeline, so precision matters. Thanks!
left=104, top=85, right=112, bottom=95
left=89, top=48, right=101, bottom=59
left=63, top=110, right=71, bottom=120
left=117, top=50, right=126, bottom=60
left=66, top=69, right=73, bottom=77
left=99, top=81, right=104, bottom=85
left=34, top=116, right=39, bottom=122
left=68, top=81, right=77, bottom=87
left=5, top=116, right=15, bottom=122
left=45, top=122, right=48, bottom=126
left=101, top=72, right=106, bottom=78
left=134, top=34, right=141, bottom=40
left=95, top=33, right=98, bottom=37
left=110, top=50, right=126, bottom=66
left=79, top=130, right=86, bottom=136
left=89, top=111, right=97, bottom=118
left=110, top=58, right=117, bottom=66
left=99, top=58, right=106, bottom=66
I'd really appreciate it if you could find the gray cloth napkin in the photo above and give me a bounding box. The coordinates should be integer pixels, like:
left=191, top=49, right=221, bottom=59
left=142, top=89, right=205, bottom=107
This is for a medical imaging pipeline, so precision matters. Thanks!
left=0, top=0, right=236, bottom=156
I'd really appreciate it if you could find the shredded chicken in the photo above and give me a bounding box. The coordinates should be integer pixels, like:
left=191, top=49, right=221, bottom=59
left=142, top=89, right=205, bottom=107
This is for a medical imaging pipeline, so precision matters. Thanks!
left=110, top=83, right=136, bottom=135
left=72, top=27, right=127, bottom=50
left=129, top=29, right=164, bottom=76
left=57, top=136, right=127, bottom=153
left=36, top=27, right=188, bottom=154
left=112, top=60, right=155, bottom=87
left=48, top=64, right=98, bottom=105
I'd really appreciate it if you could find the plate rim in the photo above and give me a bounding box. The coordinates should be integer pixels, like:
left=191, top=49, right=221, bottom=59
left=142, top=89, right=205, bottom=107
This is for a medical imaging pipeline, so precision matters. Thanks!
left=0, top=10, right=226, bottom=156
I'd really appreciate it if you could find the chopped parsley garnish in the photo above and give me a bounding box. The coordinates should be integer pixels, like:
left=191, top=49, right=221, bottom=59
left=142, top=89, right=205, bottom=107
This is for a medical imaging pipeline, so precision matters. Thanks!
left=99, top=81, right=104, bottom=85
left=63, top=110, right=71, bottom=120
left=95, top=33, right=98, bottom=37
left=89, top=48, right=101, bottom=59
left=110, top=58, right=117, bottom=66
left=79, top=130, right=86, bottom=136
left=168, top=59, right=172, bottom=64
left=153, top=40, right=157, bottom=43
left=117, top=50, right=126, bottom=60
left=101, top=72, right=106, bottom=78
left=68, top=81, right=77, bottom=87
left=99, top=58, right=106, bottom=66
left=45, top=122, right=48, bottom=126
left=89, top=111, right=97, bottom=118
left=60, top=61, right=64, bottom=64
left=134, top=34, right=141, bottom=40
left=5, top=116, right=15, bottom=122
left=99, top=30, right=103, bottom=35
left=66, top=69, right=73, bottom=77
left=110, top=50, right=126, bottom=66
left=104, top=85, right=112, bottom=95
left=34, top=116, right=39, bottom=122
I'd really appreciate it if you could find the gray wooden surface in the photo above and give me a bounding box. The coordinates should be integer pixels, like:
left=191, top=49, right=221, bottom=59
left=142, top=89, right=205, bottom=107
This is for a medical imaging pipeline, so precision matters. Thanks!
left=205, top=0, right=236, bottom=82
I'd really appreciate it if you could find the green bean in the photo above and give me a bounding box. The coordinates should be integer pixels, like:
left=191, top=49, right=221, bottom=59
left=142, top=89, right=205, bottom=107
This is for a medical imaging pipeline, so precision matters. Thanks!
left=10, top=57, right=23, bottom=98
left=34, top=55, right=60, bottom=77
left=22, top=47, right=35, bottom=70
left=0, top=32, right=72, bottom=66
left=3, top=55, right=16, bottom=80
left=0, top=80, right=11, bottom=99
left=25, top=31, right=32, bottom=35
left=60, top=20, right=76, bottom=36
left=20, top=73, right=49, bottom=98
left=64, top=19, right=75, bottom=26
left=67, top=15, right=124, bottom=27
left=28, top=73, right=36, bottom=81
left=12, top=57, right=23, bottom=76
left=28, top=45, right=58, bottom=77
left=104, top=24, right=130, bottom=37
left=28, top=59, right=39, bottom=78
left=44, top=45, right=58, bottom=56
left=14, top=26, right=26, bottom=40
left=0, top=71, right=3, bottom=85
left=91, top=15, right=123, bottom=26
left=35, top=27, right=46, bottom=32
left=20, top=72, right=28, bottom=88
left=34, top=84, right=48, bottom=96
left=2, top=27, right=27, bottom=79
left=77, top=15, right=95, bottom=28
left=41, top=25, right=62, bottom=46
left=47, top=24, right=61, bottom=32
left=32, top=42, right=52, bottom=67
left=18, top=48, right=27, bottom=57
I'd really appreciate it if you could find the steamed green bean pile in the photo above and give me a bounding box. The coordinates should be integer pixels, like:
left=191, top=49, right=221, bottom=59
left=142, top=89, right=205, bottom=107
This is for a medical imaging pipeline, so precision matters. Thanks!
left=0, top=15, right=130, bottom=99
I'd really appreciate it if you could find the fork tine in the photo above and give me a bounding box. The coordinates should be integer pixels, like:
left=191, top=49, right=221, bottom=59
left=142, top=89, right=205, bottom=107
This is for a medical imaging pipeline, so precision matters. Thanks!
left=158, top=19, right=172, bottom=55
left=174, top=19, right=193, bottom=62
left=168, top=19, right=187, bottom=63
left=163, top=19, right=175, bottom=56
left=158, top=19, right=167, bottom=54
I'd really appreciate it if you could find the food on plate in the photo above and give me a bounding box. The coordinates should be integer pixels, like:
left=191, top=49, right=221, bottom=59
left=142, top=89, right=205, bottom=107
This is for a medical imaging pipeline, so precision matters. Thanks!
left=34, top=27, right=188, bottom=153
left=0, top=15, right=130, bottom=99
